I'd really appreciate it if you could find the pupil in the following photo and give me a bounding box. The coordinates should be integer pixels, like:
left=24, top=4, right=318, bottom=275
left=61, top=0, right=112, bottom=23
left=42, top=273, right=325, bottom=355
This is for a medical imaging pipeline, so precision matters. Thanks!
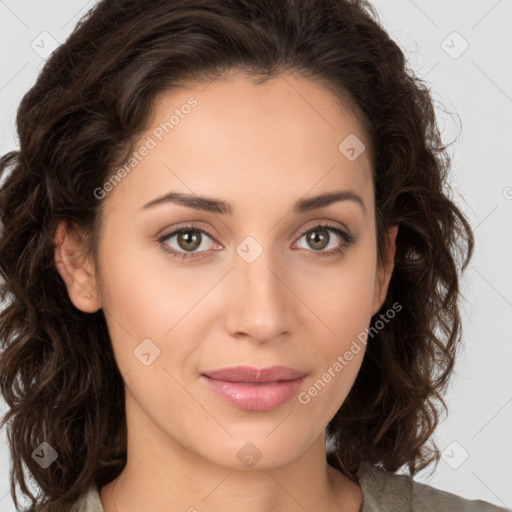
left=178, top=230, right=201, bottom=251
left=309, top=229, right=328, bottom=250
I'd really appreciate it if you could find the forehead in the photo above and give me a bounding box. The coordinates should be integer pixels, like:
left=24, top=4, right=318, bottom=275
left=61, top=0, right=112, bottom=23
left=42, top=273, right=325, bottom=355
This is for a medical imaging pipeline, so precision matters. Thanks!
left=149, top=70, right=370, bottom=151
left=105, top=71, right=373, bottom=216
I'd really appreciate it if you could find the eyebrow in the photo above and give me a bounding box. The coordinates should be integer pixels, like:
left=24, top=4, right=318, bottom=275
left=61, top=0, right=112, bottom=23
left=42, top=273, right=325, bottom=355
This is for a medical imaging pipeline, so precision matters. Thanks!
left=140, top=190, right=366, bottom=215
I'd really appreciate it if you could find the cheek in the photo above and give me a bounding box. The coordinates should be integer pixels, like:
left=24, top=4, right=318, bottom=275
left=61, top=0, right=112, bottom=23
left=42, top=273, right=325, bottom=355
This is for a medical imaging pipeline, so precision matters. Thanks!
left=296, top=233, right=378, bottom=335
left=293, top=235, right=376, bottom=398
left=96, top=231, right=225, bottom=382
left=98, top=228, right=200, bottom=330
left=95, top=233, right=167, bottom=368
left=295, top=265, right=373, bottom=419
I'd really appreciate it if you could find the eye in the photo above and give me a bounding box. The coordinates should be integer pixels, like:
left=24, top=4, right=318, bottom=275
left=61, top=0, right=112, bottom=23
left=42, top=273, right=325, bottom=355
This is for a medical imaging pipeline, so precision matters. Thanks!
left=158, top=225, right=219, bottom=260
left=293, top=223, right=356, bottom=258
left=157, top=222, right=356, bottom=261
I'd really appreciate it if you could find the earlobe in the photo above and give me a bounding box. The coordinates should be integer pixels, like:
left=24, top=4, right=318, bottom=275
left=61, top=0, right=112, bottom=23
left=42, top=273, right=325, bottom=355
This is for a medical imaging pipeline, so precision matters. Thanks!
left=54, top=221, right=101, bottom=313
left=372, top=224, right=398, bottom=316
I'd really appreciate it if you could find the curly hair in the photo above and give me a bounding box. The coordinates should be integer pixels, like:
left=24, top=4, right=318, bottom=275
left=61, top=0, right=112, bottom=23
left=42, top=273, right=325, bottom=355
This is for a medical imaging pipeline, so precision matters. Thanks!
left=0, top=0, right=474, bottom=510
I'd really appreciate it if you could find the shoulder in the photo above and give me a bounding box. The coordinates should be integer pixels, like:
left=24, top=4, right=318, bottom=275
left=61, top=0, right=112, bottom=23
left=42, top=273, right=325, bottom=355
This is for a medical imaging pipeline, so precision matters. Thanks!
left=72, top=485, right=104, bottom=512
left=357, top=462, right=510, bottom=512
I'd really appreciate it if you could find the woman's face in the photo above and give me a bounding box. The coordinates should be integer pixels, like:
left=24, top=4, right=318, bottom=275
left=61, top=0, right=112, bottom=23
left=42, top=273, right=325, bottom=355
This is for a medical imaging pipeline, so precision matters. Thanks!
left=69, top=71, right=396, bottom=470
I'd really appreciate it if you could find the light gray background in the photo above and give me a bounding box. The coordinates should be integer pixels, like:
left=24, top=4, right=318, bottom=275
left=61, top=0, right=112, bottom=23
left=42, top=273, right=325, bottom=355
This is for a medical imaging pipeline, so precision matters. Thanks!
left=1, top=0, right=511, bottom=510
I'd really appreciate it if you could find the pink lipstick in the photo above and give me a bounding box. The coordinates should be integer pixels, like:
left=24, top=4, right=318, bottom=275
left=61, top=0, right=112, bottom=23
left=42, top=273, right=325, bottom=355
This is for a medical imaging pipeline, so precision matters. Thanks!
left=201, top=365, right=307, bottom=411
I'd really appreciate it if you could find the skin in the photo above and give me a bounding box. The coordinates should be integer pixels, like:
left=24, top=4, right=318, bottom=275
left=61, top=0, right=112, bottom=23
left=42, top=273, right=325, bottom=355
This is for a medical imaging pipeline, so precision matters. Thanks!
left=55, top=70, right=397, bottom=512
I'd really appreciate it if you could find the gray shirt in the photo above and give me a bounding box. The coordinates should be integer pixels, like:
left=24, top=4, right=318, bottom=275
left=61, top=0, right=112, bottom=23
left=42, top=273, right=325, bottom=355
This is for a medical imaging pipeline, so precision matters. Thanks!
left=70, top=462, right=510, bottom=512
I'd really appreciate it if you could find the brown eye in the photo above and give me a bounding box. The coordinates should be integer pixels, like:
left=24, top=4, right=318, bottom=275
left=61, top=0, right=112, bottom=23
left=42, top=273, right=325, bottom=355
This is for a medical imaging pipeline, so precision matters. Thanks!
left=294, top=223, right=356, bottom=258
left=305, top=227, right=330, bottom=250
left=176, top=230, right=202, bottom=251
left=158, top=226, right=217, bottom=260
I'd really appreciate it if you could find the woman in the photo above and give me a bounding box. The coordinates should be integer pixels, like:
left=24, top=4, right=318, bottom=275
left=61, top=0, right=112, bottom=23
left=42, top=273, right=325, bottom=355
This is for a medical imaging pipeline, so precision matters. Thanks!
left=0, top=0, right=507, bottom=511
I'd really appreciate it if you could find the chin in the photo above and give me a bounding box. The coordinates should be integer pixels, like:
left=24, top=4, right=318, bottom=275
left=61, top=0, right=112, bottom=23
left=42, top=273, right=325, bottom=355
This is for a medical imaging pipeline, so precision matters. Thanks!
left=191, top=428, right=317, bottom=471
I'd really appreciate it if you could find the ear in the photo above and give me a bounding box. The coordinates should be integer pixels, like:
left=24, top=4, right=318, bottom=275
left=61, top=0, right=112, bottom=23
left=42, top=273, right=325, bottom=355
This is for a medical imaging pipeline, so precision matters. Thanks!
left=371, top=224, right=398, bottom=316
left=54, top=221, right=101, bottom=313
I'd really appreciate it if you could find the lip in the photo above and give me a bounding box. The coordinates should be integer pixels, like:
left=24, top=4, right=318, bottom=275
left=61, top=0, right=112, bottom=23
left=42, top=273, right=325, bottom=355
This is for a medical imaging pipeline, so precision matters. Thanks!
left=201, top=365, right=308, bottom=411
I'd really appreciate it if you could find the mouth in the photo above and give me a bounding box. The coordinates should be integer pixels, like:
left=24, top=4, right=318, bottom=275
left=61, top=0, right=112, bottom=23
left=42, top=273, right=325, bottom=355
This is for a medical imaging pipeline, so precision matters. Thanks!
left=200, top=365, right=308, bottom=411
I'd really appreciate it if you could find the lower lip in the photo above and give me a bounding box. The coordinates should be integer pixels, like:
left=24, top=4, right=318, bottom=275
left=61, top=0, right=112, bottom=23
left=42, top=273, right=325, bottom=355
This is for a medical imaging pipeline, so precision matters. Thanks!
left=200, top=375, right=306, bottom=411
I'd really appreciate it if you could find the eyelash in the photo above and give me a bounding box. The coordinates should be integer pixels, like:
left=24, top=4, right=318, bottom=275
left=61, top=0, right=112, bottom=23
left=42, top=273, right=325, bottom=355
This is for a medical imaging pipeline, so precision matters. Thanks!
left=157, top=222, right=356, bottom=261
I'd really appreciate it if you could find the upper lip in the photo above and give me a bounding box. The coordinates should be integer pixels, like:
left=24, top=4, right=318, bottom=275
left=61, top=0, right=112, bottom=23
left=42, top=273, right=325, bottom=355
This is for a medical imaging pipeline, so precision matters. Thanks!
left=202, top=365, right=308, bottom=383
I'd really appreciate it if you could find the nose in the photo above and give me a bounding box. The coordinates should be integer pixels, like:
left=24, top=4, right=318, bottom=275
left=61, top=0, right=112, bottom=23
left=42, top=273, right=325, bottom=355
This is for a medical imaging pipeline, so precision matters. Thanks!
left=224, top=248, right=292, bottom=344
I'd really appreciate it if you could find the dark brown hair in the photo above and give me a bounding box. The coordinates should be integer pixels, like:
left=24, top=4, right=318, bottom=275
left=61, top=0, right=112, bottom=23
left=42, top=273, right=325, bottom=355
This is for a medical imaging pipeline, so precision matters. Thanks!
left=0, top=0, right=473, bottom=510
